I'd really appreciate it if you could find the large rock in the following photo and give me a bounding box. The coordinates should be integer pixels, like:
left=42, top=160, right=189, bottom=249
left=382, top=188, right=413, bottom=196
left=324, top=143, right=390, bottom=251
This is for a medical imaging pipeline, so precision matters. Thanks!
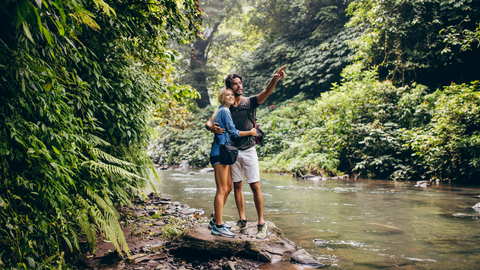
left=292, top=249, right=325, bottom=268
left=200, top=168, right=214, bottom=173
left=179, top=160, right=190, bottom=168
left=167, top=221, right=296, bottom=262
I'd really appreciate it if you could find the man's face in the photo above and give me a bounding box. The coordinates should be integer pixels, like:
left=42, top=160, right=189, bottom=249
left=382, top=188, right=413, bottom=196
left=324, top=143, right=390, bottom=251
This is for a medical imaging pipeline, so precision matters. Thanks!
left=230, top=78, right=243, bottom=96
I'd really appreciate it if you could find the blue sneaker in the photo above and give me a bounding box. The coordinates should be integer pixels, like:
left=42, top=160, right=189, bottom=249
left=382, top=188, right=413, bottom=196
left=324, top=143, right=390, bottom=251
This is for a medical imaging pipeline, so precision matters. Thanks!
left=208, top=217, right=231, bottom=230
left=211, top=225, right=235, bottom=238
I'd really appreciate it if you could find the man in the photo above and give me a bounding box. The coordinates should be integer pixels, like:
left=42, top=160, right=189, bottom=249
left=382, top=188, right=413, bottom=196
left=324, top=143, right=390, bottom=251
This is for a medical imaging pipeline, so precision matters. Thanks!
left=205, top=66, right=286, bottom=238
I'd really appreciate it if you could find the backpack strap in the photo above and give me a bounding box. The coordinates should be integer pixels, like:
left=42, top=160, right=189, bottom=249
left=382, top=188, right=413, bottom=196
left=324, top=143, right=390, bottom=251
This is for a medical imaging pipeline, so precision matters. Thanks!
left=230, top=98, right=256, bottom=125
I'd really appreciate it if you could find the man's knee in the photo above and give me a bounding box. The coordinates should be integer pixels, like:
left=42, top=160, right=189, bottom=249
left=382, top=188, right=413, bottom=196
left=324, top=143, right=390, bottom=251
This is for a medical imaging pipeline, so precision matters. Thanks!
left=249, top=182, right=261, bottom=194
left=234, top=181, right=243, bottom=190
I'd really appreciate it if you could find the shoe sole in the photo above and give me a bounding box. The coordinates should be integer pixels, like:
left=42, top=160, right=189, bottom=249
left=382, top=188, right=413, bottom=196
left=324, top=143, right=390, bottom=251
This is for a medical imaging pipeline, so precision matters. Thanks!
left=211, top=231, right=235, bottom=238
left=208, top=222, right=231, bottom=230
left=231, top=226, right=246, bottom=232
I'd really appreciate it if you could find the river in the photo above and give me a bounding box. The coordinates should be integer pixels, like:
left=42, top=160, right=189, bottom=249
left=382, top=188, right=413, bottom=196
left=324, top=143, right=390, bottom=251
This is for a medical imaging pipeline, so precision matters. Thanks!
left=148, top=169, right=480, bottom=269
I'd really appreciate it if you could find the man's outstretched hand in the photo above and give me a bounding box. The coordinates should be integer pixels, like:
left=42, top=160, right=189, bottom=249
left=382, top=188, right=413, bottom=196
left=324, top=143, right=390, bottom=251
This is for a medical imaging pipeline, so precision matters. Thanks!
left=273, top=65, right=286, bottom=80
left=211, top=123, right=225, bottom=135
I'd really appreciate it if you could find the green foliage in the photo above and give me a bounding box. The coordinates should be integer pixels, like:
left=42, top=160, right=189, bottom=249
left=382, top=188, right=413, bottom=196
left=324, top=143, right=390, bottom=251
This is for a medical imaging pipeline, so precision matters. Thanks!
left=150, top=0, right=480, bottom=186
left=173, top=0, right=245, bottom=108
left=347, top=0, right=480, bottom=88
left=0, top=0, right=201, bottom=268
left=258, top=64, right=480, bottom=182
left=148, top=106, right=214, bottom=167
left=238, top=0, right=353, bottom=104
left=254, top=94, right=340, bottom=176
left=160, top=217, right=185, bottom=239
left=404, top=81, right=480, bottom=181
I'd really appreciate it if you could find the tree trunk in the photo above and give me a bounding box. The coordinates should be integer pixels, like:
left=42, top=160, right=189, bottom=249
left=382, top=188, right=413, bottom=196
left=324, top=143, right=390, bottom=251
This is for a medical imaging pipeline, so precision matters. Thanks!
left=191, top=37, right=210, bottom=108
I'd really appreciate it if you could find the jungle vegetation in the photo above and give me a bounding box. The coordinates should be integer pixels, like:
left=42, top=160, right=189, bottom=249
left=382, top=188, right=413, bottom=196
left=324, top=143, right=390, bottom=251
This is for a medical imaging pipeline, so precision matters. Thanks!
left=151, top=0, right=480, bottom=183
left=0, top=0, right=201, bottom=268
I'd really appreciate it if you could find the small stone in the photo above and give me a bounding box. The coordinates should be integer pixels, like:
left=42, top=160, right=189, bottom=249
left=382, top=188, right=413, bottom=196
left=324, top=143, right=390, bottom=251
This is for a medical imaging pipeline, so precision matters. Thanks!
left=224, top=261, right=235, bottom=270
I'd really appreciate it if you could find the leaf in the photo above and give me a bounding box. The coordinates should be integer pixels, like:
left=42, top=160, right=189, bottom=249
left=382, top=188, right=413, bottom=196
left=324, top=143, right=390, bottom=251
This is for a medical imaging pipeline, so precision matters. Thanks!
left=41, top=25, right=54, bottom=47
left=52, top=146, right=60, bottom=154
left=22, top=22, right=35, bottom=44
left=44, top=78, right=53, bottom=91
left=52, top=0, right=66, bottom=23
left=26, top=257, right=35, bottom=268
left=31, top=66, right=48, bottom=72
left=53, top=18, right=65, bottom=36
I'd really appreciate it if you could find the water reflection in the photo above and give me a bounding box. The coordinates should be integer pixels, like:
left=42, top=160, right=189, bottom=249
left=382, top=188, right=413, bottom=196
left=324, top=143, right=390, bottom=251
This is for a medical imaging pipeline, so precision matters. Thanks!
left=147, top=169, right=480, bottom=269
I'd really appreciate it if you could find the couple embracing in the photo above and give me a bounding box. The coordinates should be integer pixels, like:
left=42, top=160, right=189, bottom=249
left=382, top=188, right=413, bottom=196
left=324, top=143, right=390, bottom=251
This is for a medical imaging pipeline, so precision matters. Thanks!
left=205, top=66, right=286, bottom=238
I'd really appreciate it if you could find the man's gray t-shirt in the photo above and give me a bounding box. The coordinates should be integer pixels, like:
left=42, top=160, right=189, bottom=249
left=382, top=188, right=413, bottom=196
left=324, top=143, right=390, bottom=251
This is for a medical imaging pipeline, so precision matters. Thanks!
left=229, top=96, right=259, bottom=150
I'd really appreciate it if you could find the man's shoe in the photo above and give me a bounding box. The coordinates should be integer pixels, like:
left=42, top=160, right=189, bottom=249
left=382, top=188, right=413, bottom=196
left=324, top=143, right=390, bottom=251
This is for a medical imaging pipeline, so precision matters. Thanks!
left=256, top=223, right=268, bottom=239
left=208, top=218, right=231, bottom=230
left=231, top=219, right=247, bottom=232
left=211, top=225, right=235, bottom=238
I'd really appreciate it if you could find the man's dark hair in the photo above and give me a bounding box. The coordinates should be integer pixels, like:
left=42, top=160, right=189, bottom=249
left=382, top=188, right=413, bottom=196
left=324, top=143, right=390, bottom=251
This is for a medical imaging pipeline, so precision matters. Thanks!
left=225, top=73, right=243, bottom=89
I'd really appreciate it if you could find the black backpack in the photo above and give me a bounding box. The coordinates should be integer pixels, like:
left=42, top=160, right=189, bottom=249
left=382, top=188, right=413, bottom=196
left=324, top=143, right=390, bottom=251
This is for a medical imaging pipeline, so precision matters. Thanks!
left=230, top=99, right=264, bottom=145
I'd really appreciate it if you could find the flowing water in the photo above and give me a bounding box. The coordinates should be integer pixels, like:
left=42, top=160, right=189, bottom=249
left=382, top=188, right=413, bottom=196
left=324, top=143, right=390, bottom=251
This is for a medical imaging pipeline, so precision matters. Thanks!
left=147, top=169, right=480, bottom=269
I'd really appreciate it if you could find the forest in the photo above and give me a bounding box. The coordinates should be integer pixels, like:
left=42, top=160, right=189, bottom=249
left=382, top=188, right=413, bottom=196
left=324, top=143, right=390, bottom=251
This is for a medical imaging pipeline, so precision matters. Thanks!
left=151, top=0, right=480, bottom=182
left=0, top=0, right=479, bottom=269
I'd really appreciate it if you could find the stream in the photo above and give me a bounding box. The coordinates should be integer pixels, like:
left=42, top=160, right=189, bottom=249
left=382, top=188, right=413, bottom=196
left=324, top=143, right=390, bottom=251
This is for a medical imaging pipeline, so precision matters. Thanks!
left=147, top=168, right=480, bottom=269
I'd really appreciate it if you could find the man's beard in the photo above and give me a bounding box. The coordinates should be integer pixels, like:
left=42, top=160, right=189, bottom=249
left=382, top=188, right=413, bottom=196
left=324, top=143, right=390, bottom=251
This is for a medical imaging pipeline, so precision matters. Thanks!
left=234, top=89, right=242, bottom=97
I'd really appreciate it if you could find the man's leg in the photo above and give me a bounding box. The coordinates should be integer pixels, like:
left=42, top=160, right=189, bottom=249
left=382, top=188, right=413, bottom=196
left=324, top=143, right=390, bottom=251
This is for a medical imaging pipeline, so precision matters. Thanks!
left=242, top=147, right=262, bottom=223
left=234, top=181, right=246, bottom=221
left=231, top=150, right=248, bottom=232
left=249, top=182, right=264, bottom=225
left=242, top=147, right=267, bottom=238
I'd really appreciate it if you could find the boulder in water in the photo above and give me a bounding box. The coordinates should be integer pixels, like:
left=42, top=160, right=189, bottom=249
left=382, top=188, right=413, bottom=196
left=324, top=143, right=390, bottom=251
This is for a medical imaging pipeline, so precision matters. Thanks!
left=167, top=221, right=296, bottom=262
left=292, top=249, right=325, bottom=268
left=179, top=160, right=190, bottom=168
left=301, top=174, right=326, bottom=181
left=200, top=168, right=215, bottom=173
left=414, top=180, right=431, bottom=187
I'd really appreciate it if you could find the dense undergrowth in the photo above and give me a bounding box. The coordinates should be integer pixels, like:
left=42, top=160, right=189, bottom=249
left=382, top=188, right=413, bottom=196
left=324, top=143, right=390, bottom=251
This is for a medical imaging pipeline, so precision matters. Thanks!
left=149, top=64, right=480, bottom=183
left=0, top=0, right=200, bottom=269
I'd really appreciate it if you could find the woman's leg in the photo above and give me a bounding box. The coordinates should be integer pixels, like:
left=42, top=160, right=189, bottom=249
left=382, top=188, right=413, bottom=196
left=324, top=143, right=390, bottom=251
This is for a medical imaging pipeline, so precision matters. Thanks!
left=213, top=164, right=233, bottom=226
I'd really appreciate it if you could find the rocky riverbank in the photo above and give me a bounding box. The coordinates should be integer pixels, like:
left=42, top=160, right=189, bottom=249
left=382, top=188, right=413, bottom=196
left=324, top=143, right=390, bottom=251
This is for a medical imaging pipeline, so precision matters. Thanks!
left=78, top=193, right=324, bottom=270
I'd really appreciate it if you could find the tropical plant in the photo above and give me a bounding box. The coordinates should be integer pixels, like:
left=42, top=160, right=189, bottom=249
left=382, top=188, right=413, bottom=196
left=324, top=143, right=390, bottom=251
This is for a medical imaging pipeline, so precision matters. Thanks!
left=0, top=0, right=201, bottom=268
left=346, top=0, right=480, bottom=88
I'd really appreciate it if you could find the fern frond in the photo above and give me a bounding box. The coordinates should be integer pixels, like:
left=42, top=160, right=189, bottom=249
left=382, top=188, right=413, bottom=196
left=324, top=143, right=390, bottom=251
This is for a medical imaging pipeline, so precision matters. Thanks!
left=75, top=197, right=98, bottom=248
left=92, top=148, right=135, bottom=166
left=69, top=227, right=80, bottom=251
left=85, top=187, right=119, bottom=219
left=82, top=160, right=147, bottom=181
left=62, top=235, right=73, bottom=252
left=91, top=207, right=130, bottom=257
left=150, top=162, right=160, bottom=183
left=88, top=134, right=111, bottom=147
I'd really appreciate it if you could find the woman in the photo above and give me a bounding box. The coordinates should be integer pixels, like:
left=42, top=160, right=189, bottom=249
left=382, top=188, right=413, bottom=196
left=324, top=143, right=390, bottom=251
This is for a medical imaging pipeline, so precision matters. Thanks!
left=209, top=88, right=256, bottom=237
